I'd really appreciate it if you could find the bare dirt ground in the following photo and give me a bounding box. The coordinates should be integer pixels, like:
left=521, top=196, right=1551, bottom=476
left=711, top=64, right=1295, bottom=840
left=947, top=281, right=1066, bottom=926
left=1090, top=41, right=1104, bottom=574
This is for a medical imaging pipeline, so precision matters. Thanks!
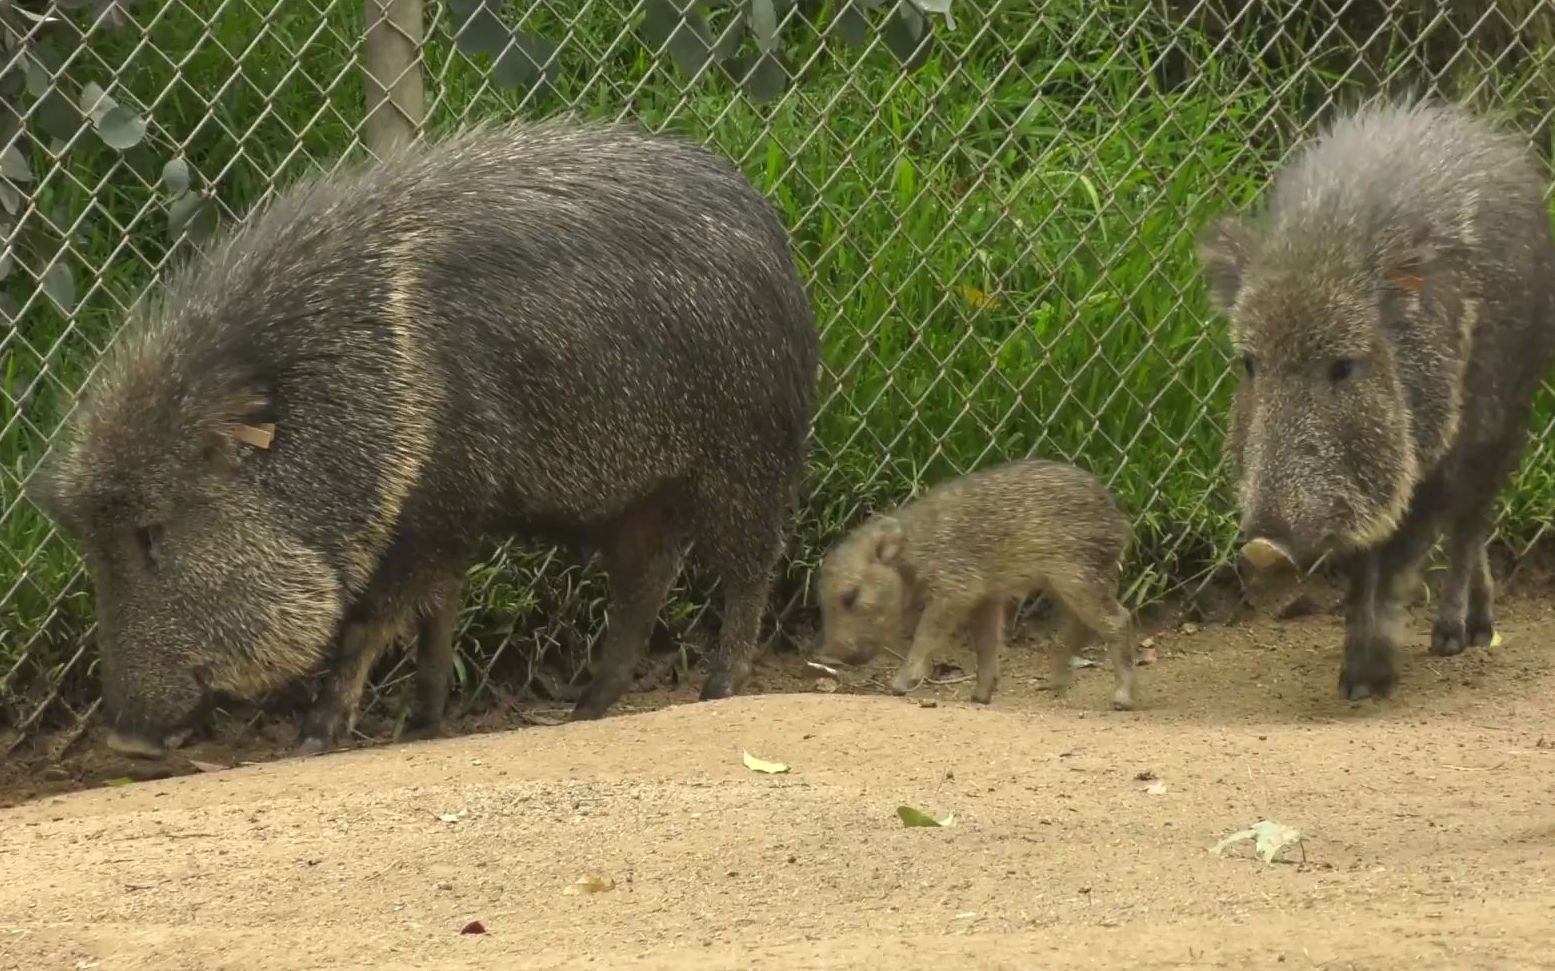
left=3, top=576, right=1555, bottom=970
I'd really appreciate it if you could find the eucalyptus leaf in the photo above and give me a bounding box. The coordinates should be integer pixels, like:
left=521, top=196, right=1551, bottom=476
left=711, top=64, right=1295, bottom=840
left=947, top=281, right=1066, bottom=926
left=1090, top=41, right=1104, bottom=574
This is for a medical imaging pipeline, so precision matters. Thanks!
left=712, top=16, right=744, bottom=61
left=35, top=89, right=82, bottom=144
left=1, top=144, right=30, bottom=183
left=168, top=189, right=217, bottom=243
left=492, top=30, right=558, bottom=91
left=750, top=0, right=778, bottom=53
left=78, top=81, right=115, bottom=121
left=835, top=2, right=869, bottom=46
left=23, top=53, right=50, bottom=99
left=0, top=182, right=18, bottom=216
left=161, top=156, right=190, bottom=195
left=0, top=248, right=11, bottom=283
left=450, top=0, right=508, bottom=57
left=95, top=105, right=147, bottom=150
left=741, top=49, right=786, bottom=102
left=666, top=6, right=715, bottom=76
left=41, top=260, right=76, bottom=313
left=882, top=1, right=929, bottom=67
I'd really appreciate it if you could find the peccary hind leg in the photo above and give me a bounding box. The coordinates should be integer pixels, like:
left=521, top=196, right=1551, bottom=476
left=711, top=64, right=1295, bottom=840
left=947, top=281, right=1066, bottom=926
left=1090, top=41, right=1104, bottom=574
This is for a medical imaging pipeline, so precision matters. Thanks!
left=571, top=506, right=688, bottom=721
left=401, top=578, right=464, bottom=742
left=1432, top=485, right=1499, bottom=657
left=697, top=479, right=789, bottom=702
left=968, top=598, right=1004, bottom=705
left=1051, top=574, right=1135, bottom=710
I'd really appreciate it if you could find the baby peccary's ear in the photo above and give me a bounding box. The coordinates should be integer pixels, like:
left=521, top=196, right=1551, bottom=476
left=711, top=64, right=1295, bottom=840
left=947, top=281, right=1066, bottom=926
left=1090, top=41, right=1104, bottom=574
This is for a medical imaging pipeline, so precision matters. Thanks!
left=869, top=516, right=904, bottom=565
left=1196, top=215, right=1256, bottom=313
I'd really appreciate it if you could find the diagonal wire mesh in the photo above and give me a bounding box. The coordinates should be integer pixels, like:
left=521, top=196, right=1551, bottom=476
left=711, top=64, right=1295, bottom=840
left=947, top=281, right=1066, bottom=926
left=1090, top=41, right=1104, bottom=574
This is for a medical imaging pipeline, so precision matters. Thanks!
left=3, top=0, right=1554, bottom=748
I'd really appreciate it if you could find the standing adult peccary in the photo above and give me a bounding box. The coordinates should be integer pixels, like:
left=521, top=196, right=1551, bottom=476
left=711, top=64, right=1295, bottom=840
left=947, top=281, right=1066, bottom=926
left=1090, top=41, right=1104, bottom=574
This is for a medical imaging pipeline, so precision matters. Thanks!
left=25, top=118, right=820, bottom=757
left=1197, top=98, right=1555, bottom=700
left=813, top=459, right=1137, bottom=710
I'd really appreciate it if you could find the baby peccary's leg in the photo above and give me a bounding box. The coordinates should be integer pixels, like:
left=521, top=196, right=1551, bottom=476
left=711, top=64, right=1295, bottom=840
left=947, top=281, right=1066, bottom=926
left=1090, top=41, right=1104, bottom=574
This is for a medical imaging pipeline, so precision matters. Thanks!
left=890, top=597, right=964, bottom=696
left=968, top=597, right=1005, bottom=705
left=401, top=576, right=464, bottom=743
left=1051, top=577, right=1135, bottom=710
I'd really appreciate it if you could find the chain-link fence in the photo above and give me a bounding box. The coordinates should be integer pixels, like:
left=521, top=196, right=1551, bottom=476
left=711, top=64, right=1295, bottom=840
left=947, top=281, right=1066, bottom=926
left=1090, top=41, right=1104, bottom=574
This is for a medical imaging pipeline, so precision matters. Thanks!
left=4, top=0, right=1555, bottom=749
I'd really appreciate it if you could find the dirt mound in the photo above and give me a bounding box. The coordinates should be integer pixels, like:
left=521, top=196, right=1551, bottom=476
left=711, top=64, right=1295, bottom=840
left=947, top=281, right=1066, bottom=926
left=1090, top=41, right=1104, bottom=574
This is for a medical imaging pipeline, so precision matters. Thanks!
left=4, top=590, right=1555, bottom=969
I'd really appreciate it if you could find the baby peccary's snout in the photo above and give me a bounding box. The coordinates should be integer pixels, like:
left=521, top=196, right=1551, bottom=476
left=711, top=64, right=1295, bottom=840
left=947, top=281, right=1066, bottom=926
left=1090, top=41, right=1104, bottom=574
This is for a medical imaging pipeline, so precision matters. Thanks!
left=816, top=458, right=1138, bottom=712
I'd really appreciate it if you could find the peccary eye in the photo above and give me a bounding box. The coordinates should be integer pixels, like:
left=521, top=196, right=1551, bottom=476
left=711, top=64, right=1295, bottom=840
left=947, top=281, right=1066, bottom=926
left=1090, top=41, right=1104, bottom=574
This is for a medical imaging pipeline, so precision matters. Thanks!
left=136, top=524, right=163, bottom=569
left=1328, top=358, right=1355, bottom=383
left=1240, top=354, right=1255, bottom=379
left=841, top=588, right=859, bottom=610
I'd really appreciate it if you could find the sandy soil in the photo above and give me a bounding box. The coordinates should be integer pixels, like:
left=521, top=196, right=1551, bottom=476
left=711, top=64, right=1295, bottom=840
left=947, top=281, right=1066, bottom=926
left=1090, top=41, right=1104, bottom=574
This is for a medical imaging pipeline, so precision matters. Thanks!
left=3, top=579, right=1555, bottom=970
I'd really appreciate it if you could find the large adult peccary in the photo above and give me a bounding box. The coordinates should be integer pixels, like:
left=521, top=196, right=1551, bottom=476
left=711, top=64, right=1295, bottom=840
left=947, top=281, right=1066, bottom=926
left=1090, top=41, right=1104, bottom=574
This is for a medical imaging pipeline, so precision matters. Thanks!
left=1197, top=98, right=1555, bottom=700
left=26, top=117, right=820, bottom=757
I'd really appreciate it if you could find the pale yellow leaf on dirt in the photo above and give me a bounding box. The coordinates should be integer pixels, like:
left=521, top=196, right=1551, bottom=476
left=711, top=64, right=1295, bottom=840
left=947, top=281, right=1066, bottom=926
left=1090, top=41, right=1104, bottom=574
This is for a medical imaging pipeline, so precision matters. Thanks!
left=742, top=751, right=790, bottom=774
left=562, top=874, right=616, bottom=895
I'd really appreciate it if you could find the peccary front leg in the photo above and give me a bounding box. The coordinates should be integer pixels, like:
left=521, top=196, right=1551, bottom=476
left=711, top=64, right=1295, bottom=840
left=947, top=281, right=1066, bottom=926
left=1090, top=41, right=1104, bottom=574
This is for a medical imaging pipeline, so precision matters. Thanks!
left=1339, top=508, right=1439, bottom=701
left=968, top=597, right=1004, bottom=705
left=571, top=520, right=688, bottom=721
left=296, top=613, right=402, bottom=756
left=401, top=578, right=464, bottom=742
left=1432, top=505, right=1496, bottom=657
left=889, top=599, right=963, bottom=696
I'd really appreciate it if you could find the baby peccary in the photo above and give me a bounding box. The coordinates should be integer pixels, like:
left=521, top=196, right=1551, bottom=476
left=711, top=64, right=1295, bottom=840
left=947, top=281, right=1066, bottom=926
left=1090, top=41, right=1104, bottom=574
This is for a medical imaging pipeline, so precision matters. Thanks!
left=1198, top=98, right=1555, bottom=700
left=815, top=459, right=1136, bottom=710
left=26, top=117, right=819, bottom=758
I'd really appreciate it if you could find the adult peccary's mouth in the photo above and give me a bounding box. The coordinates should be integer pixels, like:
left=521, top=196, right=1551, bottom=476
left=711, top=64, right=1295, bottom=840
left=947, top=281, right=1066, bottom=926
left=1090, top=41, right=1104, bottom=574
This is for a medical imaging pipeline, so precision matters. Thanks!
left=105, top=726, right=192, bottom=760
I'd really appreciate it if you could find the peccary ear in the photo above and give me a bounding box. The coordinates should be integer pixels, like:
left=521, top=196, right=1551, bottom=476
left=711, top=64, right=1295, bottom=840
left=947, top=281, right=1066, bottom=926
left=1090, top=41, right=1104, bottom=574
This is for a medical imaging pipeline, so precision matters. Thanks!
left=1381, top=225, right=1436, bottom=294
left=1196, top=216, right=1255, bottom=313
left=870, top=516, right=904, bottom=565
left=198, top=379, right=277, bottom=468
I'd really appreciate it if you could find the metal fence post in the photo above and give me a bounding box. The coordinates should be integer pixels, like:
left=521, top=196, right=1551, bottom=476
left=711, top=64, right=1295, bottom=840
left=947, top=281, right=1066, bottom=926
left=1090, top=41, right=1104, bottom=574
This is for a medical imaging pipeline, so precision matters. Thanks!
left=362, top=0, right=426, bottom=155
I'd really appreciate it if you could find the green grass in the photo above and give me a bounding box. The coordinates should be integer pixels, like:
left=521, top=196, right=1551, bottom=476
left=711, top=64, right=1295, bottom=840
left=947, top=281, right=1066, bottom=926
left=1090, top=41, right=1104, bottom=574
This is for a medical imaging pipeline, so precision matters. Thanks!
left=4, top=0, right=1554, bottom=717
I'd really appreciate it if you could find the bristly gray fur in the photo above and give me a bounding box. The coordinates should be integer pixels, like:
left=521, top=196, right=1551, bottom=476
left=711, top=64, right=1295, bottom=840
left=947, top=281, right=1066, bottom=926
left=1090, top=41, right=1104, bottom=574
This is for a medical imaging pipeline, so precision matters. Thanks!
left=29, top=115, right=821, bottom=754
left=1197, top=95, right=1555, bottom=702
left=815, top=458, right=1138, bottom=710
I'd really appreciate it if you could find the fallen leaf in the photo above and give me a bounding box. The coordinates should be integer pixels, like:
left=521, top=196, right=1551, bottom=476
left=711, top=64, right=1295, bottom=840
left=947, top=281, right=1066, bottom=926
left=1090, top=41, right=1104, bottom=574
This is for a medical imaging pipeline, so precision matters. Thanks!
left=742, top=751, right=790, bottom=774
left=102, top=777, right=134, bottom=787
left=1068, top=656, right=1098, bottom=670
left=1136, top=646, right=1157, bottom=666
left=1489, top=631, right=1504, bottom=650
left=813, top=677, right=839, bottom=694
left=897, top=805, right=955, bottom=828
left=1180, top=622, right=1200, bottom=635
left=438, top=810, right=467, bottom=823
left=460, top=920, right=486, bottom=935
left=806, top=660, right=843, bottom=677
left=562, top=874, right=616, bottom=895
left=1210, top=820, right=1305, bottom=864
left=188, top=760, right=228, bottom=773
left=1144, top=781, right=1167, bottom=795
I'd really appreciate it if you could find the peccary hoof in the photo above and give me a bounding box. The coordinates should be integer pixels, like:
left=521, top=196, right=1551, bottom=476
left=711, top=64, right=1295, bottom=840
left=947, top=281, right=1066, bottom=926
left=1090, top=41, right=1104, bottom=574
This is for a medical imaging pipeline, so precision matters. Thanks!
left=1338, top=651, right=1397, bottom=702
left=292, top=735, right=333, bottom=758
left=888, top=671, right=920, bottom=697
left=1431, top=617, right=1496, bottom=657
left=698, top=671, right=737, bottom=702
